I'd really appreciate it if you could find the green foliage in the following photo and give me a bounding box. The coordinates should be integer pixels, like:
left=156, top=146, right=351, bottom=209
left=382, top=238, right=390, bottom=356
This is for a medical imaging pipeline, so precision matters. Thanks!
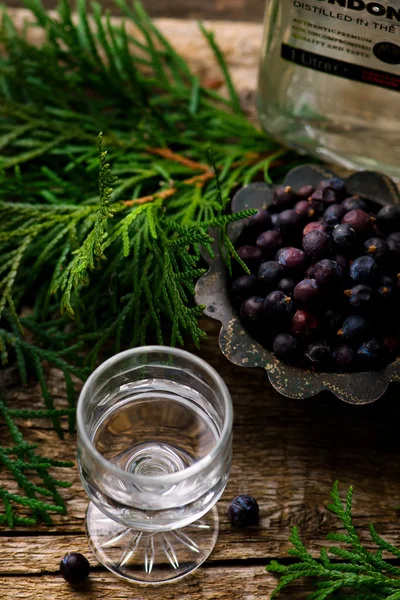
left=267, top=482, right=400, bottom=600
left=0, top=0, right=303, bottom=525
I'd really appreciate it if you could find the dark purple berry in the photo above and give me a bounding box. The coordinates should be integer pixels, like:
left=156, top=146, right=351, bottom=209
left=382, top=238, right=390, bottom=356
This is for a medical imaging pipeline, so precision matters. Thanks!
left=295, top=200, right=309, bottom=216
left=60, top=553, right=90, bottom=584
left=277, top=277, right=296, bottom=295
left=388, top=237, right=400, bottom=261
left=236, top=246, right=263, bottom=271
left=338, top=315, right=369, bottom=344
left=304, top=342, right=331, bottom=369
left=350, top=256, right=378, bottom=285
left=314, top=259, right=342, bottom=286
left=333, top=344, right=355, bottom=371
left=357, top=339, right=382, bottom=369
left=342, top=209, right=374, bottom=235
left=378, top=276, right=395, bottom=301
left=278, top=209, right=303, bottom=238
left=302, top=230, right=330, bottom=261
left=240, top=297, right=264, bottom=323
left=258, top=261, right=282, bottom=289
left=277, top=247, right=306, bottom=271
left=271, top=213, right=280, bottom=229
left=297, top=184, right=315, bottom=199
left=231, top=274, right=257, bottom=302
left=303, top=221, right=326, bottom=237
left=323, top=204, right=346, bottom=228
left=344, top=284, right=373, bottom=309
left=377, top=205, right=400, bottom=233
left=343, top=196, right=367, bottom=212
left=264, top=291, right=293, bottom=321
left=227, top=495, right=259, bottom=528
left=323, top=309, right=342, bottom=334
left=294, top=279, right=320, bottom=304
left=332, top=224, right=357, bottom=253
left=273, top=185, right=295, bottom=207
left=256, top=230, right=283, bottom=256
left=364, top=237, right=389, bottom=262
left=317, top=177, right=346, bottom=199
left=291, top=310, right=318, bottom=338
left=247, top=209, right=272, bottom=233
left=273, top=333, right=298, bottom=360
left=334, top=254, right=349, bottom=272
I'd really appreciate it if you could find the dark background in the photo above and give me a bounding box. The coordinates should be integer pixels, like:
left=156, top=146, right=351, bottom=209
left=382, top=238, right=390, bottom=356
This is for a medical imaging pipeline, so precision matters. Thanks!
left=5, top=0, right=266, bottom=21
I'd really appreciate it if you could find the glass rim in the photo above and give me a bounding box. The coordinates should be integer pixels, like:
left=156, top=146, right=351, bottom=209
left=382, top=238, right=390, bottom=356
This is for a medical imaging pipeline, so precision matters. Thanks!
left=77, top=345, right=233, bottom=486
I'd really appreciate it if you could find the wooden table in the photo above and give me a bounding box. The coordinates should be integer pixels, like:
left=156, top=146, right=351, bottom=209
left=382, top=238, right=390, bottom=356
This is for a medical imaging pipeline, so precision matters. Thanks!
left=1, top=11, right=400, bottom=600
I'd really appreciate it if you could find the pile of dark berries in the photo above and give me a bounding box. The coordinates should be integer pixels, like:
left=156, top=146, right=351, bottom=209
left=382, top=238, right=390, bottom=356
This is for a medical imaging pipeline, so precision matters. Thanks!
left=231, top=179, right=400, bottom=372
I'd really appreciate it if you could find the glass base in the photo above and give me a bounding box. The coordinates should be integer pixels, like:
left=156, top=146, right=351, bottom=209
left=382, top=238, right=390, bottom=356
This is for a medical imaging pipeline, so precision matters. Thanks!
left=86, top=503, right=219, bottom=584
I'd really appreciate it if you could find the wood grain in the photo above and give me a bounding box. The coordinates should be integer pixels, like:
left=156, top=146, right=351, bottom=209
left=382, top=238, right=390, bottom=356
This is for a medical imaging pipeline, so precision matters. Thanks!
left=1, top=9, right=400, bottom=600
left=5, top=0, right=267, bottom=23
left=0, top=568, right=315, bottom=600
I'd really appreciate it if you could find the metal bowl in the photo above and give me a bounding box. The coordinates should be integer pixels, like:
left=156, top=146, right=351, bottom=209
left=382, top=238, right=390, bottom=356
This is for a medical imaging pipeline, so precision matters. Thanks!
left=195, top=165, right=400, bottom=404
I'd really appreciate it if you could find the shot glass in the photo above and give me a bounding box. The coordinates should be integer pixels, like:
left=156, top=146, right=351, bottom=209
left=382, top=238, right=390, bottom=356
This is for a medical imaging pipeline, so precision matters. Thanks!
left=77, top=346, right=233, bottom=584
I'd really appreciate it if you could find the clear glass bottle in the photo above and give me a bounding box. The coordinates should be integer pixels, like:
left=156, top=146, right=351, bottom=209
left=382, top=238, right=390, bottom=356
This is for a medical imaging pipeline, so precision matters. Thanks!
left=257, top=0, right=400, bottom=179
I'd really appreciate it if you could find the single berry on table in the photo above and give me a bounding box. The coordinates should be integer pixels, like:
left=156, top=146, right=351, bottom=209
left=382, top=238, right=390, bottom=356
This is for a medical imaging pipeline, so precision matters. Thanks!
left=364, top=237, right=389, bottom=262
left=294, top=279, right=320, bottom=305
left=342, top=209, right=374, bottom=235
left=60, top=553, right=90, bottom=584
left=338, top=315, right=370, bottom=344
left=273, top=185, right=295, bottom=207
left=332, top=224, right=357, bottom=253
left=343, top=196, right=367, bottom=212
left=277, top=247, right=306, bottom=271
left=377, top=205, right=400, bottom=233
left=256, top=230, right=283, bottom=256
left=302, top=230, right=331, bottom=261
left=350, top=256, right=379, bottom=284
left=344, top=284, right=374, bottom=309
left=297, top=184, right=315, bottom=199
left=314, top=259, right=342, bottom=287
left=278, top=277, right=296, bottom=295
left=258, top=261, right=283, bottom=290
left=303, top=221, right=326, bottom=238
left=323, top=204, right=346, bottom=228
left=227, top=495, right=259, bottom=528
left=333, top=344, right=356, bottom=371
left=278, top=209, right=303, bottom=238
left=240, top=297, right=264, bottom=323
left=291, top=310, right=318, bottom=338
left=264, top=291, right=293, bottom=321
left=231, top=274, right=258, bottom=302
left=304, top=342, right=331, bottom=370
left=357, top=339, right=383, bottom=368
left=273, top=333, right=298, bottom=360
left=236, top=246, right=263, bottom=271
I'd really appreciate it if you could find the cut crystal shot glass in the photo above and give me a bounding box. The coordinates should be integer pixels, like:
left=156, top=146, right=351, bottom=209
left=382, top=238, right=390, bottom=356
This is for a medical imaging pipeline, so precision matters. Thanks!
left=77, top=346, right=233, bottom=584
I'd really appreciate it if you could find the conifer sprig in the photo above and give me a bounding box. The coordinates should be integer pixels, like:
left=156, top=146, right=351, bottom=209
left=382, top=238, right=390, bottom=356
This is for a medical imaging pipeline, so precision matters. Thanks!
left=267, top=482, right=400, bottom=600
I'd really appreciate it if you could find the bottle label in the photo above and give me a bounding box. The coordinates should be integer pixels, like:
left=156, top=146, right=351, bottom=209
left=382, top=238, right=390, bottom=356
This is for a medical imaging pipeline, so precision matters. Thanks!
left=282, top=1, right=400, bottom=91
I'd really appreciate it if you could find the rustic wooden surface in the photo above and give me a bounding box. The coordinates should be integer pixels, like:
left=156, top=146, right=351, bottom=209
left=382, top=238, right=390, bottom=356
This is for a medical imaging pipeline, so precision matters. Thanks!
left=5, top=0, right=267, bottom=22
left=2, top=9, right=400, bottom=600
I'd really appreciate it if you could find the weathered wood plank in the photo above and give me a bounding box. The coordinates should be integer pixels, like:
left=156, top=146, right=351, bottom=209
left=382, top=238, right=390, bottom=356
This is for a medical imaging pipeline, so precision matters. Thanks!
left=0, top=568, right=308, bottom=600
left=6, top=0, right=267, bottom=23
